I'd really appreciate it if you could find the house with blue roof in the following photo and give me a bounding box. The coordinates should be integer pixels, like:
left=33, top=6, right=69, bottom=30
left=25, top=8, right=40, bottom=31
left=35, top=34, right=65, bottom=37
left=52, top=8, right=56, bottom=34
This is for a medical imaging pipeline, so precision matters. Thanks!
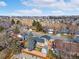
left=73, top=36, right=79, bottom=43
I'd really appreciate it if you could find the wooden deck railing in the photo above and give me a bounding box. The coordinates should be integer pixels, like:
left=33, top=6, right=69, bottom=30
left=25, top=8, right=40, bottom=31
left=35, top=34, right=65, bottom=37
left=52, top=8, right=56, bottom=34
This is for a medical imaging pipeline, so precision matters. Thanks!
left=22, top=49, right=49, bottom=59
left=4, top=50, right=13, bottom=59
left=5, top=49, right=55, bottom=59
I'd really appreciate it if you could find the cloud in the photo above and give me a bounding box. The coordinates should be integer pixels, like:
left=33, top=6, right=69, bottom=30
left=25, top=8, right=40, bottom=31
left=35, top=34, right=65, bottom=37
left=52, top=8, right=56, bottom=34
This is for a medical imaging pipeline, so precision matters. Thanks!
left=13, top=8, right=43, bottom=16
left=51, top=0, right=79, bottom=10
left=21, top=0, right=79, bottom=11
left=21, top=0, right=58, bottom=7
left=15, top=9, right=65, bottom=16
left=0, top=1, right=7, bottom=7
left=52, top=10, right=64, bottom=16
left=1, top=0, right=79, bottom=16
left=32, top=0, right=57, bottom=5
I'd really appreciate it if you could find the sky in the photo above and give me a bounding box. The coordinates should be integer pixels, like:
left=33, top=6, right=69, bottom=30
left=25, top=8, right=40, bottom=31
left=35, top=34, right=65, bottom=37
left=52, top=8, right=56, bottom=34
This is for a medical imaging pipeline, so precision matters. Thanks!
left=0, top=0, right=79, bottom=16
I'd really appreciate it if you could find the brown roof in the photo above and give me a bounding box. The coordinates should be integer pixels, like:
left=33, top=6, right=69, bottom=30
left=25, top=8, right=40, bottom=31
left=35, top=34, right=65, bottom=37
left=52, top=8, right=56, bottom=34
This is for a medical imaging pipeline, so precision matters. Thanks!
left=53, top=40, right=79, bottom=53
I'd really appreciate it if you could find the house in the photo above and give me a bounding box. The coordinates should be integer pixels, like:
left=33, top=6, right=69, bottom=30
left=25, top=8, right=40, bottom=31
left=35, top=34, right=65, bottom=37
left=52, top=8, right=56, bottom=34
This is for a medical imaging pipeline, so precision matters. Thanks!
left=48, top=29, right=54, bottom=34
left=59, top=27, right=69, bottom=34
left=52, top=39, right=79, bottom=59
left=75, top=31, right=79, bottom=36
left=73, top=36, right=79, bottom=43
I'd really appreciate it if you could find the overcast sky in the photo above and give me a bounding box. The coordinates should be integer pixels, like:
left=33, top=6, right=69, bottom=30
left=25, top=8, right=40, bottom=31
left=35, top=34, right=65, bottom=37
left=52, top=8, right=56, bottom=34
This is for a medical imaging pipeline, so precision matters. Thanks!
left=0, top=0, right=79, bottom=16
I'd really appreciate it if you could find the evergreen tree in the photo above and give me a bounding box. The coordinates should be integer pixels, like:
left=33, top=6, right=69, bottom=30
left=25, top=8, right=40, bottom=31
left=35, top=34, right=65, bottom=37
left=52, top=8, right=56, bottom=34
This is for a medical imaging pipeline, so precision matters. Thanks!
left=16, top=20, right=21, bottom=24
left=36, top=21, right=43, bottom=32
left=32, top=20, right=36, bottom=26
left=0, top=26, right=4, bottom=32
left=11, top=19, right=15, bottom=25
left=32, top=20, right=43, bottom=32
left=25, top=32, right=33, bottom=48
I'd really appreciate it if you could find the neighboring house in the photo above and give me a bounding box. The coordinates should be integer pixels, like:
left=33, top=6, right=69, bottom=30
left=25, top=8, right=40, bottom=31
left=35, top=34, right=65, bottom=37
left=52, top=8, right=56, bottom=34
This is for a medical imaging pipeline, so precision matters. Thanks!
left=75, top=31, right=79, bottom=35
left=48, top=29, right=54, bottom=34
left=59, top=28, right=69, bottom=34
left=73, top=36, right=79, bottom=43
left=53, top=39, right=79, bottom=59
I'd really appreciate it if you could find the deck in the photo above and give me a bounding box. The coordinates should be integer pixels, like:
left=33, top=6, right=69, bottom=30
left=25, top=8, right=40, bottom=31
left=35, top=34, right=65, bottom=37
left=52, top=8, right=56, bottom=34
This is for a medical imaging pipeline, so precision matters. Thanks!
left=22, top=49, right=48, bottom=59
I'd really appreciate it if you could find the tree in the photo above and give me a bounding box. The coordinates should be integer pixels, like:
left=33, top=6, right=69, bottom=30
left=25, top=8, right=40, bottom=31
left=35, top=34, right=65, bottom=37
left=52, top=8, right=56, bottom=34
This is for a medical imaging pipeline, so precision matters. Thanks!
left=16, top=20, right=21, bottom=24
left=35, top=21, right=43, bottom=32
left=0, top=26, right=4, bottom=32
left=11, top=19, right=15, bottom=25
left=32, top=20, right=43, bottom=32
left=37, top=22, right=43, bottom=31
left=24, top=32, right=33, bottom=48
left=14, top=26, right=20, bottom=33
left=0, top=34, right=21, bottom=59
left=0, top=46, right=4, bottom=51
left=47, top=49, right=56, bottom=59
left=9, top=39, right=21, bottom=54
left=32, top=20, right=36, bottom=26
left=77, top=23, right=79, bottom=26
left=73, top=54, right=79, bottom=59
